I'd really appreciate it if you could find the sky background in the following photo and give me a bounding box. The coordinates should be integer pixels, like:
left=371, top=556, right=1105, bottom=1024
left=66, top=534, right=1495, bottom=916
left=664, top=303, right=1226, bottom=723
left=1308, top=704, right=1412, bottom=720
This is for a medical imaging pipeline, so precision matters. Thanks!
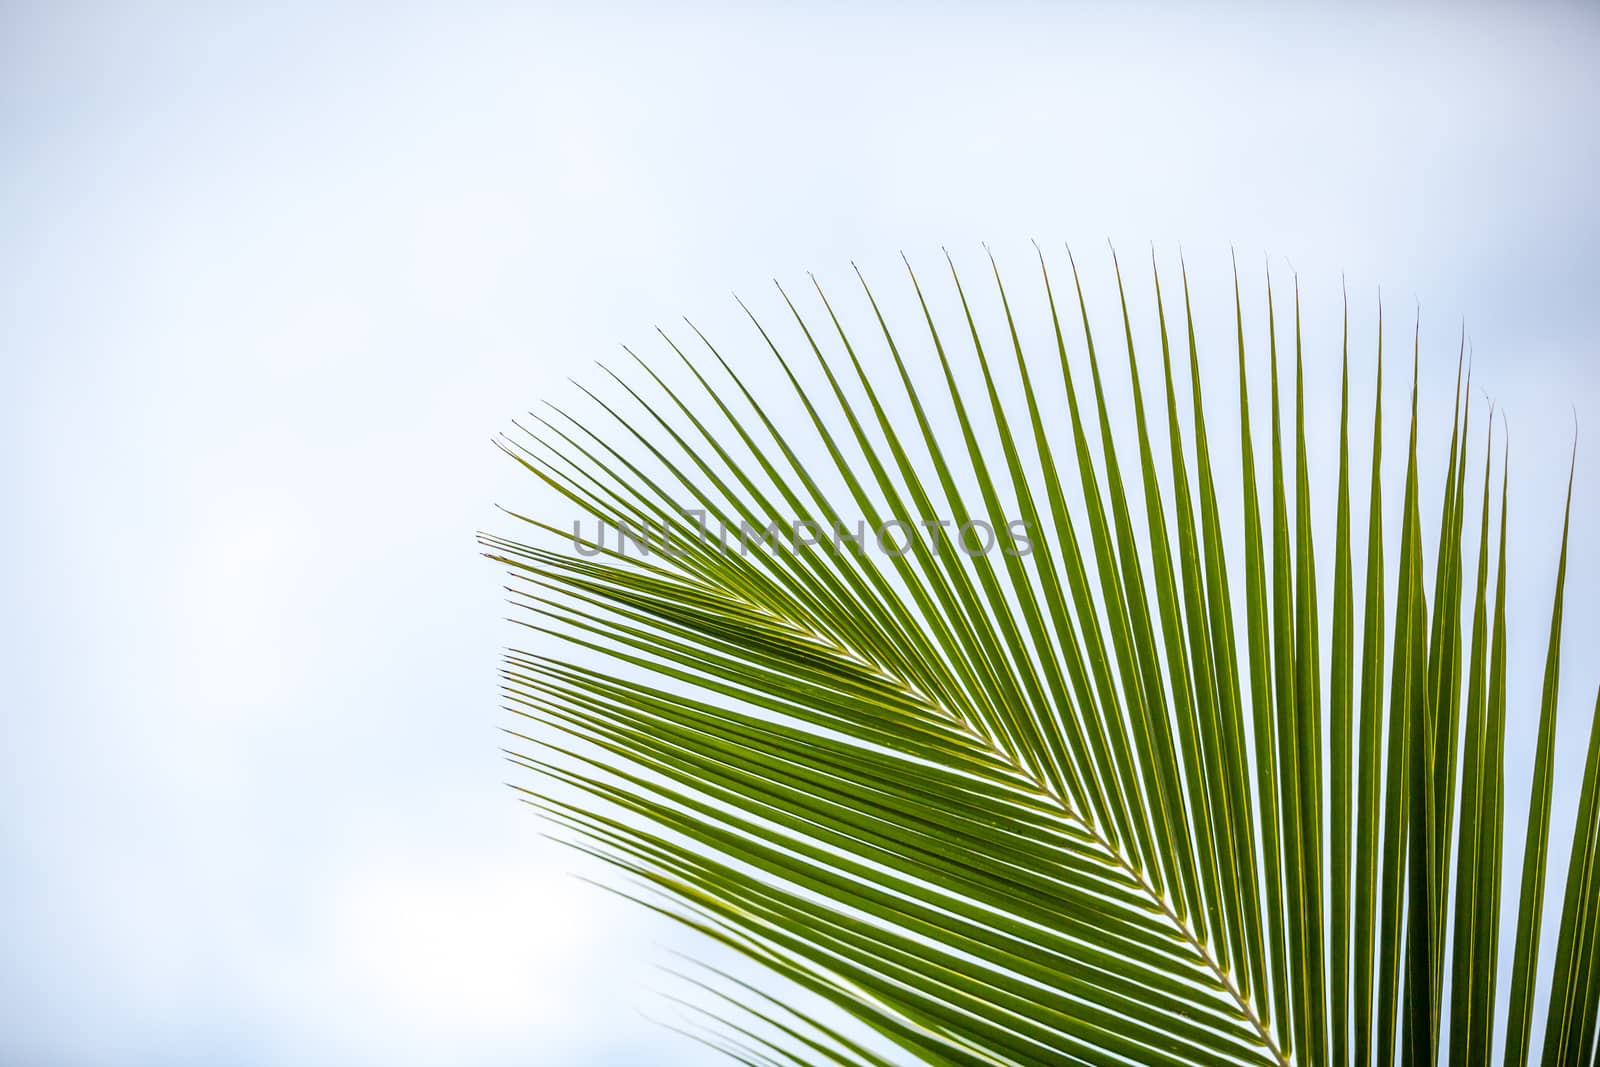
left=3, top=4, right=1598, bottom=1065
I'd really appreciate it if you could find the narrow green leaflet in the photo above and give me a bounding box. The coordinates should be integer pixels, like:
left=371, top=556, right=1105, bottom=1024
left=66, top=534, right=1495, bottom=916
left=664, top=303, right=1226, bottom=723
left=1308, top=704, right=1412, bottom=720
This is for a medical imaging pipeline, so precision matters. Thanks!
left=1505, top=461, right=1578, bottom=1067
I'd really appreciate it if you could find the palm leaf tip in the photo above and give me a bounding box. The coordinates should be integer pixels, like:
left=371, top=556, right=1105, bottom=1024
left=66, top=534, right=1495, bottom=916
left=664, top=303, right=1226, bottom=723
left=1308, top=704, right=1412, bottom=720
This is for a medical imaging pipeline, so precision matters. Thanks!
left=488, top=246, right=1595, bottom=1067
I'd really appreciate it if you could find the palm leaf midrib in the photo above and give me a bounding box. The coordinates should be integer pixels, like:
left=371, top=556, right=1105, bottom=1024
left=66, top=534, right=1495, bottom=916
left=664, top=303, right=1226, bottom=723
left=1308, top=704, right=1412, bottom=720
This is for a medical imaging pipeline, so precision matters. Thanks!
left=687, top=551, right=1290, bottom=1064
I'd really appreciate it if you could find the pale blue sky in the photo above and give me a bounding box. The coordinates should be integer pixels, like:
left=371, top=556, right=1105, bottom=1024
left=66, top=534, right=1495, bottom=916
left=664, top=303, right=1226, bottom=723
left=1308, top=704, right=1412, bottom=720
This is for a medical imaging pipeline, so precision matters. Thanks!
left=3, top=4, right=1597, bottom=1065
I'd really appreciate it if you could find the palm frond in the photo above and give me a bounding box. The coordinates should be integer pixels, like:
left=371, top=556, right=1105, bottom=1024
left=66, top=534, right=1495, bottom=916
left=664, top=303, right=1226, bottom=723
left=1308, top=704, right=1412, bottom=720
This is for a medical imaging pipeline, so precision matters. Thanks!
left=485, top=247, right=1596, bottom=1065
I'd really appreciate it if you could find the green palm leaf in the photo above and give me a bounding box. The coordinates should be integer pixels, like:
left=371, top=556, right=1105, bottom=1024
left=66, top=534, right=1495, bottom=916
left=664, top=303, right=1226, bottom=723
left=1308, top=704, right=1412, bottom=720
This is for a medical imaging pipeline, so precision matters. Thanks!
left=484, top=248, right=1596, bottom=1065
